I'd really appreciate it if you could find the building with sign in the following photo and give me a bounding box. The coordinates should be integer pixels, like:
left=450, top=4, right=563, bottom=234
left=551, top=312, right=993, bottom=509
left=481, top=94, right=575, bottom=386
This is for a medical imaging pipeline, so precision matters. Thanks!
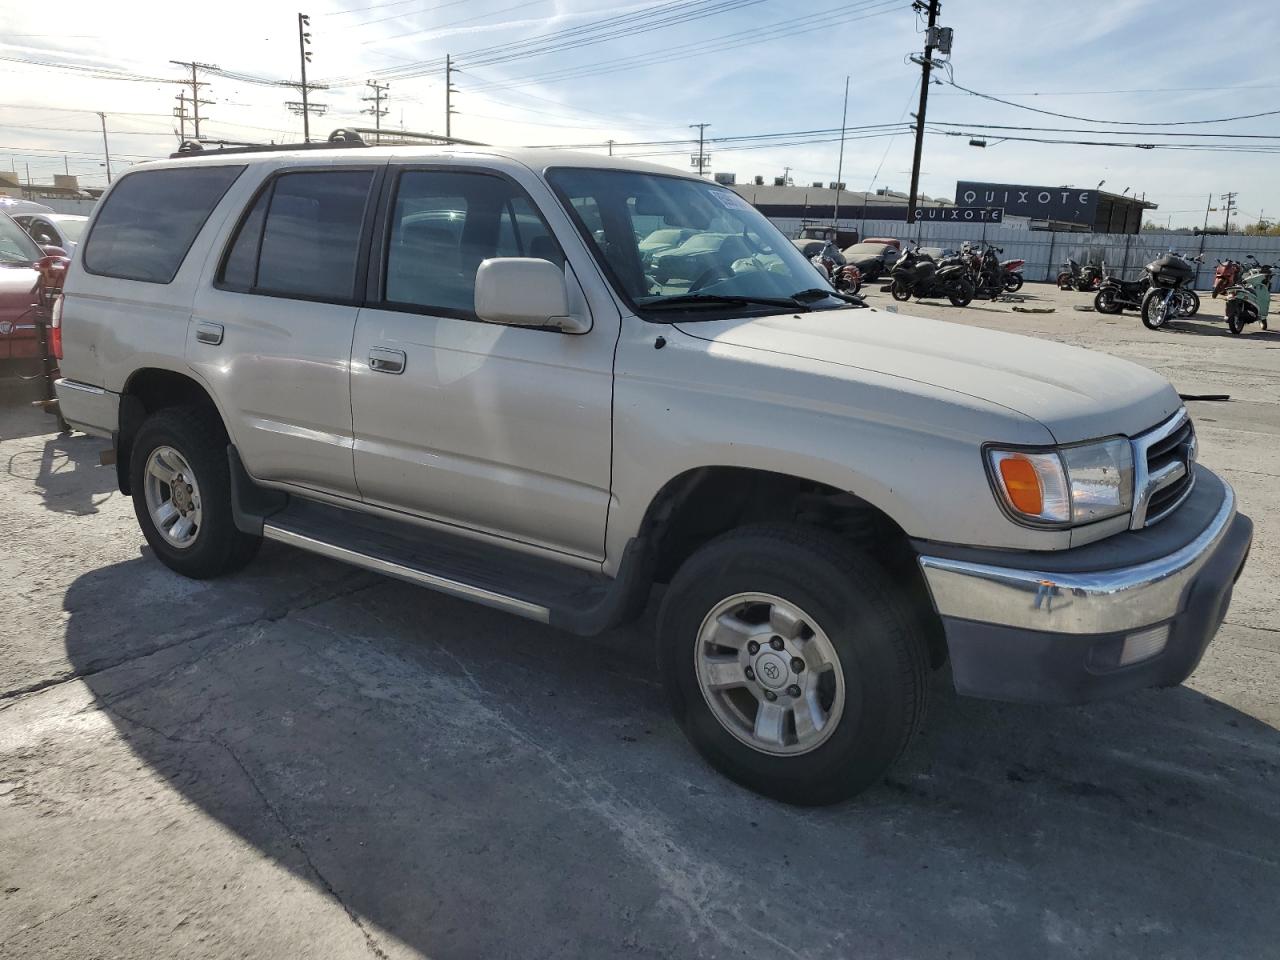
left=727, top=181, right=959, bottom=224
left=954, top=181, right=1156, bottom=234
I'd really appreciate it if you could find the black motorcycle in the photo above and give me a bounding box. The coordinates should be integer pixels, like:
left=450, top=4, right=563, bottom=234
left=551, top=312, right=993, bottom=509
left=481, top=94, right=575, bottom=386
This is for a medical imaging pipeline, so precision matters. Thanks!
left=1093, top=262, right=1150, bottom=314
left=966, top=243, right=1011, bottom=300
left=1140, top=251, right=1203, bottom=329
left=1057, top=258, right=1103, bottom=292
left=890, top=245, right=975, bottom=307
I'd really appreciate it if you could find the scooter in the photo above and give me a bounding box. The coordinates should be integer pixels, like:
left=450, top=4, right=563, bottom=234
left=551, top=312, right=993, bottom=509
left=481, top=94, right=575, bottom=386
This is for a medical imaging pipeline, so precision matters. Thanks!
left=1093, top=262, right=1150, bottom=314
left=1224, top=255, right=1274, bottom=335
left=1212, top=259, right=1242, bottom=298
left=890, top=244, right=975, bottom=307
left=1057, top=258, right=1103, bottom=292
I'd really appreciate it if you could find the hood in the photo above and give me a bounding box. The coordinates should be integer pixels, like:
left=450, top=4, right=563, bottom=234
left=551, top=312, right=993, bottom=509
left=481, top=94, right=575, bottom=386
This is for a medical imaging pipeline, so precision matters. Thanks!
left=0, top=265, right=38, bottom=320
left=673, top=308, right=1181, bottom=443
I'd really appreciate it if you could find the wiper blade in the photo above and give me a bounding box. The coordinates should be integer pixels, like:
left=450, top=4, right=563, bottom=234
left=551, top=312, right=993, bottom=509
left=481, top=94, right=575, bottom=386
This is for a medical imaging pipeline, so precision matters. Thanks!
left=642, top=293, right=810, bottom=312
left=791, top=287, right=865, bottom=306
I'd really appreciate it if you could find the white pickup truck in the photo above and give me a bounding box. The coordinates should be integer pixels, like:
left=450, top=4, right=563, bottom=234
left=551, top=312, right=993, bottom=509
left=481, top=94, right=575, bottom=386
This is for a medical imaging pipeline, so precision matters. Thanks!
left=53, top=133, right=1252, bottom=804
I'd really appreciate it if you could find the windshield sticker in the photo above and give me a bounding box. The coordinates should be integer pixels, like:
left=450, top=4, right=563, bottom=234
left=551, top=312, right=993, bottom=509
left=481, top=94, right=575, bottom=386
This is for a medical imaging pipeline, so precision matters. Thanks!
left=709, top=190, right=753, bottom=212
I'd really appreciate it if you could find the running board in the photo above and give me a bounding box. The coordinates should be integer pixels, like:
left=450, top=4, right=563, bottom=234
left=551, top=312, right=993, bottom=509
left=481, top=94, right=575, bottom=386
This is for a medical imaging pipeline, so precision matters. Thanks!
left=254, top=495, right=651, bottom=635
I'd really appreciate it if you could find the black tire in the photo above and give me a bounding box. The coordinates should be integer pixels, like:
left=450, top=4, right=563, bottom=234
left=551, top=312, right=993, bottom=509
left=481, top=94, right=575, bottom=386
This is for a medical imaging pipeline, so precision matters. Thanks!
left=657, top=524, right=930, bottom=806
left=1141, top=289, right=1169, bottom=330
left=947, top=279, right=975, bottom=307
left=1226, top=303, right=1246, bottom=335
left=890, top=279, right=911, bottom=302
left=1003, top=273, right=1024, bottom=293
left=129, top=407, right=261, bottom=579
left=1056, top=272, right=1072, bottom=290
left=1094, top=288, right=1122, bottom=315
left=1184, top=289, right=1201, bottom=316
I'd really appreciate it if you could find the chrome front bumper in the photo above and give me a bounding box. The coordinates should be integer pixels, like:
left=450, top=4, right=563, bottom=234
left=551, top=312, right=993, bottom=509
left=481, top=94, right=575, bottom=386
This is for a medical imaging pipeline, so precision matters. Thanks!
left=915, top=468, right=1253, bottom=704
left=918, top=478, right=1237, bottom=635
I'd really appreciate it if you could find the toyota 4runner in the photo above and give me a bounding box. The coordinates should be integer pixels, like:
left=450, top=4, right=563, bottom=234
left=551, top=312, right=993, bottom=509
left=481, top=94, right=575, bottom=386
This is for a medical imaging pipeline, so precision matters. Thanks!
left=52, top=133, right=1253, bottom=804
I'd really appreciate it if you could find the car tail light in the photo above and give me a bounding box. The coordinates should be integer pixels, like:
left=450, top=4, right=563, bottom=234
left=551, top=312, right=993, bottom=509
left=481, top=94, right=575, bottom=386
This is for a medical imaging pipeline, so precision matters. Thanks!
left=50, top=293, right=64, bottom=360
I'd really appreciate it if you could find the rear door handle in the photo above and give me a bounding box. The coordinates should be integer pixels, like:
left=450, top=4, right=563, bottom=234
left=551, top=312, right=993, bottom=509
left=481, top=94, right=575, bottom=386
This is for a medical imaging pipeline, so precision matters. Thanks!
left=195, top=321, right=224, bottom=345
left=368, top=346, right=406, bottom=375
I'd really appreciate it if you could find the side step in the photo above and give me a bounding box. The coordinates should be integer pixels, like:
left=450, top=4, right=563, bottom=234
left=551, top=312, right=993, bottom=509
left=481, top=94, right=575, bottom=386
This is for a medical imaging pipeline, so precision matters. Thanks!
left=239, top=482, right=652, bottom=636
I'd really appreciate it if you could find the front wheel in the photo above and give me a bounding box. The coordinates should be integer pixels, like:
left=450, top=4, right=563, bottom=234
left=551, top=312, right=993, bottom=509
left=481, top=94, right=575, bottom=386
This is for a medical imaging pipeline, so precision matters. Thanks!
left=948, top=279, right=975, bottom=307
left=1226, top=302, right=1246, bottom=335
left=129, top=407, right=261, bottom=579
left=1003, top=273, right=1024, bottom=292
left=1141, top=289, right=1171, bottom=330
left=657, top=524, right=929, bottom=805
left=890, top=279, right=911, bottom=302
left=1056, top=272, right=1072, bottom=290
left=1094, top=288, right=1122, bottom=314
left=1183, top=289, right=1201, bottom=316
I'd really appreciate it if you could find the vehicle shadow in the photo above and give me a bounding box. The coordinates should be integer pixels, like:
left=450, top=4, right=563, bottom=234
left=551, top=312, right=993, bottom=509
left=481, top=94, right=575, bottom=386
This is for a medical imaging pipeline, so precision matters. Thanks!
left=5, top=425, right=117, bottom=515
left=62, top=553, right=1280, bottom=958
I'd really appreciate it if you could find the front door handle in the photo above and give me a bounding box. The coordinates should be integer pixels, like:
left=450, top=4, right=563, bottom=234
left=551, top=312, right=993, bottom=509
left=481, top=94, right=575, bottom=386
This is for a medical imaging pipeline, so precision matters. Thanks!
left=195, top=321, right=224, bottom=345
left=368, top=346, right=406, bottom=375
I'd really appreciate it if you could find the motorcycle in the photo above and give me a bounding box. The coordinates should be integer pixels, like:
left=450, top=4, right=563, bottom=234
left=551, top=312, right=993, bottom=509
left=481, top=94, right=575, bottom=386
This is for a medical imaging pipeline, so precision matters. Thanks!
left=966, top=244, right=1024, bottom=298
left=810, top=243, right=863, bottom=295
left=1224, top=255, right=1274, bottom=335
left=890, top=244, right=975, bottom=307
left=1140, top=250, right=1203, bottom=330
left=999, top=253, right=1026, bottom=292
left=1212, top=258, right=1242, bottom=298
left=1093, top=262, right=1150, bottom=314
left=1056, top=257, right=1103, bottom=291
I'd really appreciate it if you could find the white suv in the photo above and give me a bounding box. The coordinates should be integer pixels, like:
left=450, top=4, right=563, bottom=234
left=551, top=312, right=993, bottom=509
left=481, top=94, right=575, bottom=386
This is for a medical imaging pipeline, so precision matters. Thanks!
left=53, top=132, right=1252, bottom=804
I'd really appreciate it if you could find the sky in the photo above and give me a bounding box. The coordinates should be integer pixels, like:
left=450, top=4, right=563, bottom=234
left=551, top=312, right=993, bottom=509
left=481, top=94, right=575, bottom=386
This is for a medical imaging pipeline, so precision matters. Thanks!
left=2, top=0, right=1277, bottom=229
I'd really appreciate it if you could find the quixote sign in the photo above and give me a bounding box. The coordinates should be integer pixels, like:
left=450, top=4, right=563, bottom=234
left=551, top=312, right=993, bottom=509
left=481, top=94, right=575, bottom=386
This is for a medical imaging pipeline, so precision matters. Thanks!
left=955, top=181, right=1099, bottom=224
left=915, top=206, right=1003, bottom=222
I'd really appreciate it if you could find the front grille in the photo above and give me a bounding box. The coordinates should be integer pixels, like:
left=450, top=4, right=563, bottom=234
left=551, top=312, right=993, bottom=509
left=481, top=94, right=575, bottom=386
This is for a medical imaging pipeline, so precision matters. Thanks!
left=1141, top=417, right=1196, bottom=525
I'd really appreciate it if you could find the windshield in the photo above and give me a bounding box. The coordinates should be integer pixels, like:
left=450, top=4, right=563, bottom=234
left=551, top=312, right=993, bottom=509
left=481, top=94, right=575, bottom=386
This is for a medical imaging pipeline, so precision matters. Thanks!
left=546, top=168, right=842, bottom=316
left=52, top=217, right=86, bottom=242
left=0, top=213, right=41, bottom=264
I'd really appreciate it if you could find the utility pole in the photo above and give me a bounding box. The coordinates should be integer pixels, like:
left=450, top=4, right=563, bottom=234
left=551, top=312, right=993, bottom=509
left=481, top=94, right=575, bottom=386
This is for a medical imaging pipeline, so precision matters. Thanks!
left=98, top=112, right=112, bottom=184
left=1221, top=191, right=1237, bottom=234
left=607, top=139, right=615, bottom=156
left=1202, top=193, right=1212, bottom=234
left=782, top=165, right=791, bottom=185
left=690, top=122, right=709, bottom=177
left=173, top=90, right=189, bottom=143
left=833, top=74, right=849, bottom=226
left=445, top=54, right=458, bottom=139
left=362, top=80, right=390, bottom=144
left=169, top=61, right=216, bottom=139
left=299, top=13, right=313, bottom=142
left=906, top=0, right=942, bottom=224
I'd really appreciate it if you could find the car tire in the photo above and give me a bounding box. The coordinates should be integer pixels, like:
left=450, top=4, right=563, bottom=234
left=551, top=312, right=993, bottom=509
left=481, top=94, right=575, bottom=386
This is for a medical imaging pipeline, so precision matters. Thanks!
left=657, top=523, right=930, bottom=806
left=129, top=407, right=261, bottom=580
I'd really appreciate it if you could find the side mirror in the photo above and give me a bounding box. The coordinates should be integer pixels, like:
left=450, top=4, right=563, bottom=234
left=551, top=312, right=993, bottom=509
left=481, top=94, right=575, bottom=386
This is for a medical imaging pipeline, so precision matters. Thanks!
left=474, top=258, right=588, bottom=333
left=40, top=244, right=68, bottom=259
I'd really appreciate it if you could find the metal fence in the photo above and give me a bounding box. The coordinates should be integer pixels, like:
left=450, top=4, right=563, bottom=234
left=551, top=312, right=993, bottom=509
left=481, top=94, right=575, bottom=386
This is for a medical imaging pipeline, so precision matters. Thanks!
left=772, top=216, right=1280, bottom=292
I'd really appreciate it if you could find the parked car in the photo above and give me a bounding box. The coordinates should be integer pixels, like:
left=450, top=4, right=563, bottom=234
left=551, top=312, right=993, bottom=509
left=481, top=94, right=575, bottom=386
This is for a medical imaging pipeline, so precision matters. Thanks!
left=841, top=240, right=901, bottom=281
left=0, top=211, right=65, bottom=374
left=55, top=139, right=1252, bottom=806
left=13, top=212, right=89, bottom=251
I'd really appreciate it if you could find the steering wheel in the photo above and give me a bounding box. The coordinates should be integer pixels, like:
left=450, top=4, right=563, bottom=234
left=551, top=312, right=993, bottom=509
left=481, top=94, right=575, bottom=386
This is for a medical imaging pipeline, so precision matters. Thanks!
left=689, top=264, right=734, bottom=293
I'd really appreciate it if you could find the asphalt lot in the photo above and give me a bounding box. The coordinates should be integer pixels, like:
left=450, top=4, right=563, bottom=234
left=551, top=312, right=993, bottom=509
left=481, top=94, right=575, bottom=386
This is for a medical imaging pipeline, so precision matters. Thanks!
left=1, top=283, right=1277, bottom=959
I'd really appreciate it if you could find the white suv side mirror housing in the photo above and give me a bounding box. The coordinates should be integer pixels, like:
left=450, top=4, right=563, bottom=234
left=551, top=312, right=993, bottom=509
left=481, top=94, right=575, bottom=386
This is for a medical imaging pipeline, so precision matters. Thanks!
left=474, top=258, right=588, bottom=333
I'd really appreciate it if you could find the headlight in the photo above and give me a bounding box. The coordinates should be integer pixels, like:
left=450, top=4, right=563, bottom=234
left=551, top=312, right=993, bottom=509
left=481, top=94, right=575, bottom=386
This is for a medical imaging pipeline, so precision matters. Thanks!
left=987, top=437, right=1133, bottom=527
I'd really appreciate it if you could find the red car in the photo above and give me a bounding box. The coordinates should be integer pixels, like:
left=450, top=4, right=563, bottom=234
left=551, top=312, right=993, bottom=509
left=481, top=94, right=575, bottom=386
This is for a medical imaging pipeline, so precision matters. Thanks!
left=0, top=211, right=68, bottom=375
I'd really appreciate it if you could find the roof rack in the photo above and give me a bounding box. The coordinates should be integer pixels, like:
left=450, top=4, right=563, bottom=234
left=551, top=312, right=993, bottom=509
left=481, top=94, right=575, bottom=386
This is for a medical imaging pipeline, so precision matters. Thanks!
left=170, top=126, right=487, bottom=159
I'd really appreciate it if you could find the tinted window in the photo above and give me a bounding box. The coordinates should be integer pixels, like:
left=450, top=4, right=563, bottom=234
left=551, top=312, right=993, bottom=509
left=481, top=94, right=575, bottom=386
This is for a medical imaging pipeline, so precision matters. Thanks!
left=385, top=170, right=561, bottom=316
left=0, top=213, right=41, bottom=263
left=219, top=188, right=270, bottom=290
left=255, top=170, right=374, bottom=302
left=83, top=165, right=244, bottom=283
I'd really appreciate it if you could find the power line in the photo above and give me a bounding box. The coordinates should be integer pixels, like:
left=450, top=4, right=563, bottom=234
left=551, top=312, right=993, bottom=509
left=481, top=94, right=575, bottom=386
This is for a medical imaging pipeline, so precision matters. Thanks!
left=946, top=78, right=1280, bottom=126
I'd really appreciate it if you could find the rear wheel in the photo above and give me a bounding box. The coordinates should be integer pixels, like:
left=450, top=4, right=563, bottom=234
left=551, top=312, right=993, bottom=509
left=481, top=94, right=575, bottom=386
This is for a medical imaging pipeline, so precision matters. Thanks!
left=129, top=407, right=261, bottom=579
left=1094, top=288, right=1122, bottom=314
left=948, top=279, right=975, bottom=307
left=890, top=279, right=911, bottom=302
left=1003, top=273, right=1023, bottom=293
left=1056, top=272, right=1072, bottom=290
left=657, top=524, right=929, bottom=806
left=1141, top=289, right=1170, bottom=330
left=1183, top=290, right=1201, bottom=316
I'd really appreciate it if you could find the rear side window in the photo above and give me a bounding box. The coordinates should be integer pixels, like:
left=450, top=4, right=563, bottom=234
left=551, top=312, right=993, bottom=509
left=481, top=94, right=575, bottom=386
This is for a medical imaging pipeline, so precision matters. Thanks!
left=83, top=165, right=244, bottom=283
left=218, top=169, right=375, bottom=303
